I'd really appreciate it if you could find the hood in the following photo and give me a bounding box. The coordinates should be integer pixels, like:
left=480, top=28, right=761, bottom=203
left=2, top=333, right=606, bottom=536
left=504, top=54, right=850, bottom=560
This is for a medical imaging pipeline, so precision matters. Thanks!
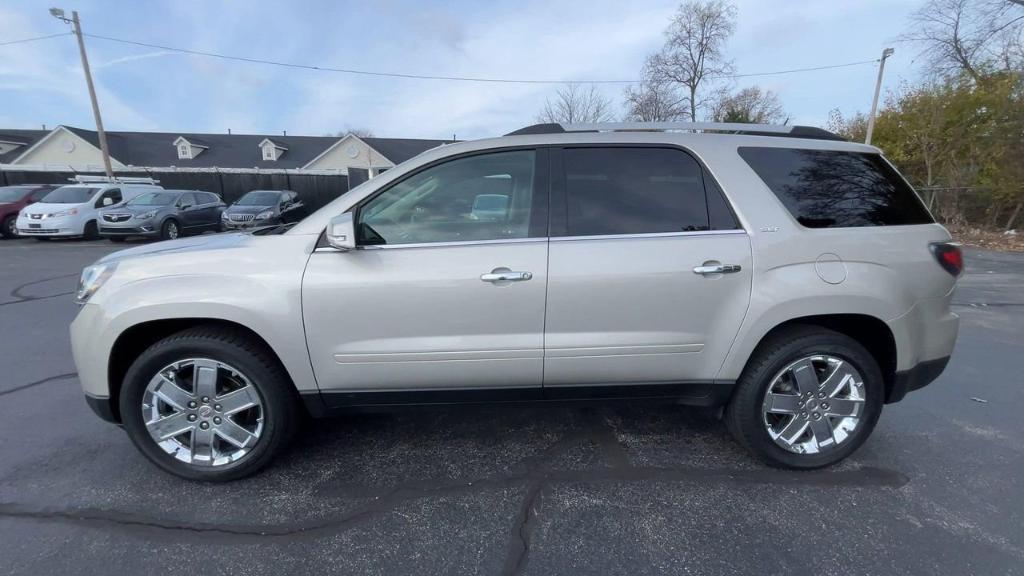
left=23, top=202, right=86, bottom=215
left=98, top=231, right=251, bottom=264
left=225, top=204, right=274, bottom=215
left=99, top=204, right=165, bottom=216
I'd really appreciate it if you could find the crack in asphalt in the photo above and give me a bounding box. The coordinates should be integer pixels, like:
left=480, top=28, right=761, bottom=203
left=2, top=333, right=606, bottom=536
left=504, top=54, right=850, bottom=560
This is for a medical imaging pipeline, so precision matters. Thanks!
left=0, top=272, right=78, bottom=307
left=0, top=372, right=77, bottom=397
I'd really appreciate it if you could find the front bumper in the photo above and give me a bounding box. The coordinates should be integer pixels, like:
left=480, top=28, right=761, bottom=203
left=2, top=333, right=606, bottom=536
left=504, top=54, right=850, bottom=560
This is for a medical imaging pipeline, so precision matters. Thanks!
left=99, top=222, right=159, bottom=236
left=17, top=215, right=80, bottom=236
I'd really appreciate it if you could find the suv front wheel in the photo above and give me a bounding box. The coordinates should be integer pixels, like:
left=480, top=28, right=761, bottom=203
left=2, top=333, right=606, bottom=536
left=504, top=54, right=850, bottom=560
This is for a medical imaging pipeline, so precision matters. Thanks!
left=119, top=326, right=299, bottom=481
left=725, top=326, right=884, bottom=469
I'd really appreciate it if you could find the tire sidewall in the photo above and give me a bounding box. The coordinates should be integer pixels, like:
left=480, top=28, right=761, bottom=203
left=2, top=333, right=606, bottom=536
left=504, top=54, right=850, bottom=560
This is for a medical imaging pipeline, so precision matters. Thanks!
left=161, top=219, right=179, bottom=240
left=2, top=215, right=16, bottom=238
left=120, top=336, right=289, bottom=481
left=731, top=332, right=884, bottom=469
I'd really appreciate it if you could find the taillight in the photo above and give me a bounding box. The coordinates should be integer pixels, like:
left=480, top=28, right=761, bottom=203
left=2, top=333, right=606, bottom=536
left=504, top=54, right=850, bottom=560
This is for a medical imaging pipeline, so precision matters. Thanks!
left=930, top=242, right=963, bottom=277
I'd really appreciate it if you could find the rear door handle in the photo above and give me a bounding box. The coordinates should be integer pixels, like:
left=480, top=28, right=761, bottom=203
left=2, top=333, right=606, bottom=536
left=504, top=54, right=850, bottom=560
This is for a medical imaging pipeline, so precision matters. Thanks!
left=693, top=264, right=742, bottom=275
left=481, top=269, right=533, bottom=283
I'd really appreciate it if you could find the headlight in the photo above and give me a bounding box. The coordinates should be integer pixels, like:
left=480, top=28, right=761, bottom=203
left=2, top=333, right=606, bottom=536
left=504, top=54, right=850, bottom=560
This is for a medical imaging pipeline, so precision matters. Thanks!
left=75, top=262, right=118, bottom=305
left=135, top=210, right=157, bottom=220
left=221, top=211, right=230, bottom=220
left=255, top=210, right=274, bottom=220
left=49, top=208, right=78, bottom=218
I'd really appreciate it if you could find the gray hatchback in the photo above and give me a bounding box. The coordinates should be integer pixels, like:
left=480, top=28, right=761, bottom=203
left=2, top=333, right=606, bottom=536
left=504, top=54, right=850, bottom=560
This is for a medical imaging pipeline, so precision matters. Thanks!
left=98, top=190, right=225, bottom=242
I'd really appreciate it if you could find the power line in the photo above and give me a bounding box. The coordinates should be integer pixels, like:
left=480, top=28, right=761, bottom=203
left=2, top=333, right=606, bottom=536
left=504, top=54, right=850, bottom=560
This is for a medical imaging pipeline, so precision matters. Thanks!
left=0, top=32, right=72, bottom=47
left=82, top=32, right=880, bottom=84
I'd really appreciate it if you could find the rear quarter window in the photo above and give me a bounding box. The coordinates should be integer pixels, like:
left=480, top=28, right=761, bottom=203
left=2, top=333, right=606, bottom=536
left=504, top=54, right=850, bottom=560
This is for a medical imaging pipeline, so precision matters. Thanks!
left=738, top=147, right=933, bottom=228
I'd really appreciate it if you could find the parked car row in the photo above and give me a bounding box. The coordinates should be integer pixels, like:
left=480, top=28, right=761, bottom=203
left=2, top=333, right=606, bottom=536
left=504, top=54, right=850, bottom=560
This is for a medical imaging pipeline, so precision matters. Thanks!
left=1, top=179, right=307, bottom=242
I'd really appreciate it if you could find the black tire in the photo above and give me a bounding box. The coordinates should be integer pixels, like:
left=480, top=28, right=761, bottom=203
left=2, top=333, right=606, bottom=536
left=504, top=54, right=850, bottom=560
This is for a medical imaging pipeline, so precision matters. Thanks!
left=724, top=325, right=884, bottom=469
left=119, top=326, right=300, bottom=481
left=160, top=219, right=180, bottom=240
left=108, top=237, right=127, bottom=243
left=83, top=220, right=99, bottom=240
left=1, top=215, right=17, bottom=239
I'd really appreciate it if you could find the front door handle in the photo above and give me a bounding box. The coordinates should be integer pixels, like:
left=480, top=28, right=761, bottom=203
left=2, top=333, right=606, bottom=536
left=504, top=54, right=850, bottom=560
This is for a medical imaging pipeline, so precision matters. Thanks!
left=693, top=263, right=742, bottom=275
left=481, top=269, right=533, bottom=283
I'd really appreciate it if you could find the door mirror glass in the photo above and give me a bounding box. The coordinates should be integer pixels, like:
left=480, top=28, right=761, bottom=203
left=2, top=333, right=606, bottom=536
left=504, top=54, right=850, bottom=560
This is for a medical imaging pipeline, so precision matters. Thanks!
left=102, top=197, right=113, bottom=206
left=326, top=212, right=356, bottom=251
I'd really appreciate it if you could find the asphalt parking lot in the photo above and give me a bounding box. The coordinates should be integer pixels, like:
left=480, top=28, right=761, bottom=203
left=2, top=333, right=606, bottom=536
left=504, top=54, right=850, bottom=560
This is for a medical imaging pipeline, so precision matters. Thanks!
left=1, top=238, right=1022, bottom=575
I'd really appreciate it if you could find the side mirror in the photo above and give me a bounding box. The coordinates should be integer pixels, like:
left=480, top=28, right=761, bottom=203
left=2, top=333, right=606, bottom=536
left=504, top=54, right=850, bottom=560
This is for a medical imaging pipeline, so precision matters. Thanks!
left=326, top=212, right=356, bottom=251
left=102, top=197, right=113, bottom=206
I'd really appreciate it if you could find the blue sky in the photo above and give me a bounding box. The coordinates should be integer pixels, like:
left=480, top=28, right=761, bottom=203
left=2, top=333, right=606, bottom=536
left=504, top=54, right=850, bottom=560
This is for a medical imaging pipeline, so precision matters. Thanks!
left=0, top=0, right=925, bottom=140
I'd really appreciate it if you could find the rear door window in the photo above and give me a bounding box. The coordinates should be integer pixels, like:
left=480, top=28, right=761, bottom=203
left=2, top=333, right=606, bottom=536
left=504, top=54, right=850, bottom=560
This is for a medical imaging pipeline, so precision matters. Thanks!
left=738, top=147, right=933, bottom=228
left=561, top=147, right=714, bottom=236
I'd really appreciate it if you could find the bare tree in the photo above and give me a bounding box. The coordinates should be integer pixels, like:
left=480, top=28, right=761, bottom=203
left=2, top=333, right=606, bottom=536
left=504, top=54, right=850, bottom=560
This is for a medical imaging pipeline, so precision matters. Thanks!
left=646, top=0, right=737, bottom=121
left=333, top=127, right=375, bottom=138
left=709, top=86, right=787, bottom=123
left=536, top=84, right=615, bottom=124
left=623, top=61, right=688, bottom=121
left=902, top=0, right=1024, bottom=80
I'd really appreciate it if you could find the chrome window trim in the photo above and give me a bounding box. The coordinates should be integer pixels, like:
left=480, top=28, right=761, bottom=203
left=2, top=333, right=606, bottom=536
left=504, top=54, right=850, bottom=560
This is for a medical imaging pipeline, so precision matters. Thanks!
left=550, top=229, right=748, bottom=242
left=313, top=237, right=547, bottom=252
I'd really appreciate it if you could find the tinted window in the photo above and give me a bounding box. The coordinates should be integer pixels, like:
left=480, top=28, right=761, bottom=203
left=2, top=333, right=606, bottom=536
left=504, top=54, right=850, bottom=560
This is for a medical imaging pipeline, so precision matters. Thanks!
left=29, top=187, right=53, bottom=202
left=177, top=193, right=197, bottom=207
left=95, top=188, right=122, bottom=208
left=0, top=186, right=32, bottom=203
left=237, top=191, right=281, bottom=206
left=202, top=192, right=221, bottom=204
left=738, top=147, right=934, bottom=228
left=563, top=148, right=709, bottom=236
left=359, top=150, right=536, bottom=245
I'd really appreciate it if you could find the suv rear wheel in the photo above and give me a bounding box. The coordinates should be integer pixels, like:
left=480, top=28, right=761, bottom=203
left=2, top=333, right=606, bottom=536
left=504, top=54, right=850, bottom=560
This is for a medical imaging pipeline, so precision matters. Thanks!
left=119, top=326, right=299, bottom=481
left=725, top=326, right=884, bottom=469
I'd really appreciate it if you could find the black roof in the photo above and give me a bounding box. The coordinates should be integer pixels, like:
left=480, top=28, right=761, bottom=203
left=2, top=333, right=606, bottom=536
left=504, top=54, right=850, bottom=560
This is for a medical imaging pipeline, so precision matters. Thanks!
left=0, top=129, right=50, bottom=163
left=60, top=127, right=452, bottom=169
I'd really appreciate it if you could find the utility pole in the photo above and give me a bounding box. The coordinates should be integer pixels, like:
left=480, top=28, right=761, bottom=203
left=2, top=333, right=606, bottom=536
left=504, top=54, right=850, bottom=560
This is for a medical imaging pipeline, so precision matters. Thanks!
left=50, top=8, right=114, bottom=179
left=865, top=47, right=894, bottom=146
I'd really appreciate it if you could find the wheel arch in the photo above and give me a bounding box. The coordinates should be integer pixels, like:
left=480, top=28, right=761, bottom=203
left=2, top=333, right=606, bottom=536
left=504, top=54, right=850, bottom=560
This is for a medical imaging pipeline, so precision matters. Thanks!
left=105, top=318, right=296, bottom=422
left=735, top=314, right=899, bottom=403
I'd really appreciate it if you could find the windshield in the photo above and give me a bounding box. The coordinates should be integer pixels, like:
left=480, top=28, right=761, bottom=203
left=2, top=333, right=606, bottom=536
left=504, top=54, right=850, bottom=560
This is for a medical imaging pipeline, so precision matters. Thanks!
left=40, top=186, right=98, bottom=204
left=236, top=191, right=280, bottom=206
left=127, top=192, right=178, bottom=206
left=0, top=187, right=32, bottom=203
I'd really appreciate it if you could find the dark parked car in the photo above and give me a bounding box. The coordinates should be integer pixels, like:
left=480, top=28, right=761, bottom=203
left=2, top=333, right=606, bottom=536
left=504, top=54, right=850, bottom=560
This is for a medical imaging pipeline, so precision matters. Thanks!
left=98, top=190, right=225, bottom=241
left=221, top=190, right=306, bottom=230
left=0, top=184, right=59, bottom=238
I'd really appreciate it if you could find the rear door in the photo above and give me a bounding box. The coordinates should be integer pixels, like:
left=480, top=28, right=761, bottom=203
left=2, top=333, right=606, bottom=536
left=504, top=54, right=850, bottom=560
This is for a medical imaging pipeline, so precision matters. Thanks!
left=543, top=146, right=752, bottom=394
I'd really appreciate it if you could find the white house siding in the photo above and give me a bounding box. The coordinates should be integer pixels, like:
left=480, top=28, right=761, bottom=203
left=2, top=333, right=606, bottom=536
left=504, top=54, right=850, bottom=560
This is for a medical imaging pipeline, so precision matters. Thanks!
left=302, top=135, right=394, bottom=173
left=13, top=127, right=126, bottom=169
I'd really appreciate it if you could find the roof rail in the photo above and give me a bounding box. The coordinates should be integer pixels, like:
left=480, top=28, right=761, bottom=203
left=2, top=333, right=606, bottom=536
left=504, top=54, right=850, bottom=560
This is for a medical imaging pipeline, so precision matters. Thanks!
left=70, top=175, right=160, bottom=184
left=505, top=122, right=846, bottom=141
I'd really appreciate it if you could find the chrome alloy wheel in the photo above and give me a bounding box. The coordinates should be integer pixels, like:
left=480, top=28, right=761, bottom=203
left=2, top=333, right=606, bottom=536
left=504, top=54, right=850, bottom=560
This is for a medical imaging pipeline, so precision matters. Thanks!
left=762, top=355, right=866, bottom=455
left=142, top=358, right=263, bottom=466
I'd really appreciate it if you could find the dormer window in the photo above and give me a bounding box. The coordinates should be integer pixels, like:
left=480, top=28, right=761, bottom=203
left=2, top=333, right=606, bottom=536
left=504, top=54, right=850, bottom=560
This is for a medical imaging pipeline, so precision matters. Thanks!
left=173, top=136, right=208, bottom=160
left=259, top=138, right=287, bottom=162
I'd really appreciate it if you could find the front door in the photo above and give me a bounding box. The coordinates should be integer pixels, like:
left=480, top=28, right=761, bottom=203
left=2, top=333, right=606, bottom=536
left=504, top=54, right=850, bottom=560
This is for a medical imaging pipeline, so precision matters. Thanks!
left=543, top=146, right=752, bottom=394
left=302, top=149, right=550, bottom=405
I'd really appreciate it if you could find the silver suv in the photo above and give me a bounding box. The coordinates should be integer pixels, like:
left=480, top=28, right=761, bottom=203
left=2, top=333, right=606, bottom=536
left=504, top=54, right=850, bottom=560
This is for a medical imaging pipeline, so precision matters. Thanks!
left=70, top=122, right=961, bottom=481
